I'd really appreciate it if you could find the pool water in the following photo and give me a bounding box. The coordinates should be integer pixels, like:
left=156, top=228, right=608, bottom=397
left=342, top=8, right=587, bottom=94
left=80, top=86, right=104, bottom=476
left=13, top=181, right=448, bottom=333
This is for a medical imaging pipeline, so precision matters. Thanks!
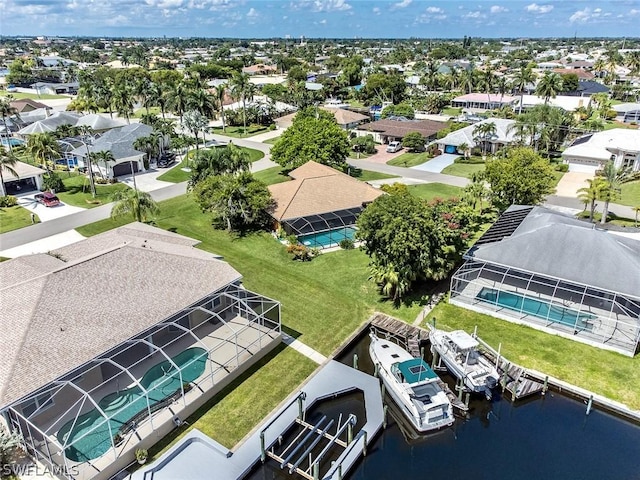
left=1, top=138, right=25, bottom=147
left=298, top=227, right=356, bottom=249
left=477, top=287, right=596, bottom=328
left=57, top=347, right=208, bottom=462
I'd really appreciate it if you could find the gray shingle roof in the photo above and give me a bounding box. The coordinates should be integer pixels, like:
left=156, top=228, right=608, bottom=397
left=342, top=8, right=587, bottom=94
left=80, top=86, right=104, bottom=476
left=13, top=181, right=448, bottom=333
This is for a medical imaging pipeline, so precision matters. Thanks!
left=465, top=206, right=640, bottom=299
left=0, top=223, right=241, bottom=408
left=71, top=123, right=153, bottom=160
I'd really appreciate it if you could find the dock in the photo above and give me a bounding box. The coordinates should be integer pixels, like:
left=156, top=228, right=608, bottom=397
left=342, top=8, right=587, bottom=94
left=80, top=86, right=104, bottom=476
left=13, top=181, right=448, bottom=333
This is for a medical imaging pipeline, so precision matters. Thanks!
left=369, top=313, right=468, bottom=413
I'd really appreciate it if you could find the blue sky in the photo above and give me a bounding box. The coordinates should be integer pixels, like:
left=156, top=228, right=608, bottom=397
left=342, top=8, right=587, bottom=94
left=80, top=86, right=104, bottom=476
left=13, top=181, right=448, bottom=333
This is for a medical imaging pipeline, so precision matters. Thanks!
left=1, top=0, right=639, bottom=38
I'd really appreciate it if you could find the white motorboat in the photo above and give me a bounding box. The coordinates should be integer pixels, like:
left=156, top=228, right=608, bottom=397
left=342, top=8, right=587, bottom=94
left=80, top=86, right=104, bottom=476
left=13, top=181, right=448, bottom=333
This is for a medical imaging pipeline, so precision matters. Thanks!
left=369, top=333, right=454, bottom=433
left=429, top=328, right=499, bottom=399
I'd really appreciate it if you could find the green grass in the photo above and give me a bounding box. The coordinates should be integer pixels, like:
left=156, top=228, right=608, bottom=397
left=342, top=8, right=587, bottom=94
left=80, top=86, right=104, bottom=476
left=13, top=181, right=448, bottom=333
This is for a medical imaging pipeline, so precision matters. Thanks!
left=603, top=121, right=638, bottom=131
left=426, top=302, right=640, bottom=409
left=441, top=107, right=462, bottom=116
left=387, top=152, right=432, bottom=168
left=210, top=125, right=272, bottom=138
left=244, top=147, right=265, bottom=163
left=441, top=162, right=485, bottom=178
left=352, top=170, right=397, bottom=182
left=253, top=166, right=290, bottom=185
left=407, top=183, right=464, bottom=201
left=618, top=180, right=640, bottom=208
left=263, top=137, right=280, bottom=145
left=0, top=91, right=67, bottom=100
left=577, top=211, right=638, bottom=227
left=58, top=174, right=130, bottom=208
left=132, top=107, right=161, bottom=118
left=551, top=171, right=565, bottom=188
left=0, top=205, right=39, bottom=233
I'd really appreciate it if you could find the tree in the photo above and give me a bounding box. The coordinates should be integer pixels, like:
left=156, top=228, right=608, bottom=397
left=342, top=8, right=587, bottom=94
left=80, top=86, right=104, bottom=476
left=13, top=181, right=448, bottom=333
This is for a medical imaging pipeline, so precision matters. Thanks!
left=484, top=147, right=556, bottom=211
left=351, top=135, right=377, bottom=156
left=512, top=65, right=537, bottom=114
left=0, top=149, right=19, bottom=196
left=361, top=72, right=407, bottom=103
left=271, top=108, right=350, bottom=172
left=26, top=133, right=60, bottom=169
left=182, top=110, right=209, bottom=154
left=401, top=132, right=426, bottom=152
left=463, top=172, right=489, bottom=211
left=111, top=82, right=134, bottom=124
left=457, top=142, right=470, bottom=159
left=598, top=161, right=633, bottom=224
left=0, top=97, right=20, bottom=153
left=169, top=82, right=191, bottom=125
left=535, top=72, right=563, bottom=105
left=356, top=192, right=477, bottom=301
left=230, top=72, right=253, bottom=135
left=213, top=84, right=227, bottom=132
left=192, top=172, right=273, bottom=232
left=1, top=427, right=22, bottom=473
left=472, top=121, right=497, bottom=156
left=111, top=189, right=159, bottom=223
left=188, top=89, right=216, bottom=119
left=188, top=144, right=250, bottom=188
left=577, top=177, right=608, bottom=223
left=381, top=103, right=415, bottom=119
left=560, top=73, right=579, bottom=94
left=89, top=150, right=115, bottom=179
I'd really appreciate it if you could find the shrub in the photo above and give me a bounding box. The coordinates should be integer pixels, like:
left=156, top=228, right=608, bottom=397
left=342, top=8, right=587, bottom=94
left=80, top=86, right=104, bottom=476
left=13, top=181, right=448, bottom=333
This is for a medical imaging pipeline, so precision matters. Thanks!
left=287, top=244, right=313, bottom=261
left=555, top=163, right=569, bottom=172
left=42, top=172, right=65, bottom=193
left=339, top=238, right=355, bottom=249
left=95, top=177, right=109, bottom=184
left=351, top=135, right=377, bottom=154
left=0, top=195, right=18, bottom=207
left=402, top=132, right=426, bottom=153
left=285, top=234, right=298, bottom=245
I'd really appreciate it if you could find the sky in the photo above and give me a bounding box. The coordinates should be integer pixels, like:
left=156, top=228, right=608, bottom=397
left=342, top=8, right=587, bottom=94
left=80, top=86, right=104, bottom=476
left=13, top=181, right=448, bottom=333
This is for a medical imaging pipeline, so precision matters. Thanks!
left=1, top=0, right=639, bottom=39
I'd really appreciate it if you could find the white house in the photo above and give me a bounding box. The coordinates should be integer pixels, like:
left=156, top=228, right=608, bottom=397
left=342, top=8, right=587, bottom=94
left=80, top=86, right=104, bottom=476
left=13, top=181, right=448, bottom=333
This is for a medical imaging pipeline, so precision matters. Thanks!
left=561, top=128, right=640, bottom=173
left=435, top=118, right=518, bottom=155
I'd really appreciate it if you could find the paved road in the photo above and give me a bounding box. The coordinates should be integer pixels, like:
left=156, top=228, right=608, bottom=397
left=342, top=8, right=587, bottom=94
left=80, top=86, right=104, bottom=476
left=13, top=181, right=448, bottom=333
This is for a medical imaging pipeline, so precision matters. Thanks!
left=348, top=159, right=471, bottom=187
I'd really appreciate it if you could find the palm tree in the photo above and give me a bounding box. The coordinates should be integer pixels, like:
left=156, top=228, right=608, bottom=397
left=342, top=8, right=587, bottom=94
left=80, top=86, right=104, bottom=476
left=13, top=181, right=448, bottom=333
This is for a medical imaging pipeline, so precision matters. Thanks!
left=170, top=82, right=191, bottom=125
left=0, top=149, right=19, bottom=196
left=590, top=92, right=612, bottom=118
left=535, top=72, right=563, bottom=105
left=188, top=89, right=216, bottom=119
left=90, top=150, right=115, bottom=180
left=0, top=96, right=20, bottom=152
left=626, top=51, right=640, bottom=77
left=472, top=121, right=497, bottom=157
left=133, top=136, right=159, bottom=167
left=213, top=84, right=227, bottom=132
left=577, top=177, right=607, bottom=222
left=512, top=65, right=536, bottom=114
left=230, top=72, right=252, bottom=135
left=463, top=172, right=489, bottom=211
left=182, top=110, right=208, bottom=155
left=111, top=82, right=134, bottom=124
left=457, top=142, right=470, bottom=159
left=634, top=206, right=640, bottom=227
left=111, top=189, right=159, bottom=223
left=599, top=161, right=632, bottom=224
left=480, top=64, right=496, bottom=107
left=149, top=82, right=169, bottom=119
left=26, top=133, right=60, bottom=169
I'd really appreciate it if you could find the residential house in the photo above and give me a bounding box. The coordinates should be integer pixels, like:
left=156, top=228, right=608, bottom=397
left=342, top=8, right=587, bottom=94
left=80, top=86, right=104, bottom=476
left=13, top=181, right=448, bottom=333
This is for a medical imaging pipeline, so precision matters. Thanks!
left=354, top=118, right=447, bottom=144
left=612, top=103, right=640, bottom=124
left=435, top=118, right=517, bottom=155
left=451, top=93, right=518, bottom=112
left=0, top=161, right=44, bottom=195
left=561, top=128, right=640, bottom=173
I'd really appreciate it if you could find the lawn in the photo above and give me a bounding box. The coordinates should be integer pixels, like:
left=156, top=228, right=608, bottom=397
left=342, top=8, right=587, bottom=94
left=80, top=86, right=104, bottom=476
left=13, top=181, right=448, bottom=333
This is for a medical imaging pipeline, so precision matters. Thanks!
left=0, top=205, right=39, bottom=233
left=58, top=174, right=130, bottom=208
left=263, top=137, right=280, bottom=145
left=253, top=166, right=290, bottom=185
left=353, top=170, right=397, bottom=182
left=132, top=107, right=162, bottom=118
left=387, top=152, right=432, bottom=168
left=425, top=301, right=640, bottom=409
left=441, top=107, right=463, bottom=116
left=551, top=171, right=565, bottom=188
left=210, top=125, right=272, bottom=138
left=441, top=162, right=485, bottom=178
left=148, top=346, right=317, bottom=458
left=0, top=91, right=67, bottom=100
left=618, top=180, right=640, bottom=208
left=603, top=121, right=638, bottom=131
left=407, top=183, right=464, bottom=201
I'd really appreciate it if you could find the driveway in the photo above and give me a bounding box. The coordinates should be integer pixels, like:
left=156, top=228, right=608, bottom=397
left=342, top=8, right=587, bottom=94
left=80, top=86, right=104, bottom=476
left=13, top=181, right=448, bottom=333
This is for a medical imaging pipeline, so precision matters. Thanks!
left=359, top=145, right=406, bottom=165
left=0, top=229, right=85, bottom=258
left=17, top=192, right=86, bottom=222
left=555, top=172, right=593, bottom=197
left=411, top=153, right=459, bottom=173
left=117, top=165, right=176, bottom=192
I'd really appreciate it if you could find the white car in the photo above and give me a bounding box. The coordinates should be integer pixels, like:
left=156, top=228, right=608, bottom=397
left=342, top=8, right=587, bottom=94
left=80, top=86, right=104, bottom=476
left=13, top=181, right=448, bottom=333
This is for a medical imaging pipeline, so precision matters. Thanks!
left=386, top=141, right=402, bottom=153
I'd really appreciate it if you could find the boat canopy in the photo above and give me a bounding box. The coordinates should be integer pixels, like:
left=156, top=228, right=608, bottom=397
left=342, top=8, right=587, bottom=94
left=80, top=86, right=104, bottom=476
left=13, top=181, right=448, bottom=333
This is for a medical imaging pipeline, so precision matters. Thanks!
left=397, top=358, right=437, bottom=384
left=448, top=330, right=480, bottom=350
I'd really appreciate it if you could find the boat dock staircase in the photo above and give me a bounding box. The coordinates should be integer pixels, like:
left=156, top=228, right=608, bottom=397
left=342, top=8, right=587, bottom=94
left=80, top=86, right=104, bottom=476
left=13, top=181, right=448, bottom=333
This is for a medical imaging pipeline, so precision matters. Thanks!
left=369, top=313, right=468, bottom=413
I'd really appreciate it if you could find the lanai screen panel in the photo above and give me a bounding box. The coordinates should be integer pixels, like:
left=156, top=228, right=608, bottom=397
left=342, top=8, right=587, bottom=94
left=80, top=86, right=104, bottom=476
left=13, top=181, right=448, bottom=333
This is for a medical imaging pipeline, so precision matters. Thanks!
left=450, top=260, right=640, bottom=355
left=282, top=207, right=362, bottom=236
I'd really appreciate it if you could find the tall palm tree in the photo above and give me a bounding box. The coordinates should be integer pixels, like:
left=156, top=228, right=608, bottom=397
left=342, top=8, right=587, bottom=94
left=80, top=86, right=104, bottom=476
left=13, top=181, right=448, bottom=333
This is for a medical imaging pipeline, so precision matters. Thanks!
left=213, top=84, right=227, bottom=132
left=461, top=68, right=476, bottom=94
left=480, top=64, right=496, bottom=107
left=188, top=89, right=216, bottom=119
left=625, top=51, right=640, bottom=77
left=577, top=177, right=607, bottom=223
left=76, top=125, right=97, bottom=198
left=90, top=150, right=115, bottom=180
left=0, top=96, right=20, bottom=152
left=599, top=161, right=632, bottom=224
left=472, top=121, right=497, bottom=157
left=111, top=82, right=134, bottom=124
left=182, top=110, right=208, bottom=155
left=26, top=133, right=60, bottom=169
left=149, top=82, right=169, bottom=119
left=170, top=82, right=191, bottom=125
left=96, top=78, right=115, bottom=118
left=512, top=65, right=536, bottom=114
left=111, top=189, right=159, bottom=223
left=535, top=72, right=563, bottom=105
left=133, top=136, right=159, bottom=166
left=0, top=149, right=19, bottom=196
left=230, top=72, right=252, bottom=135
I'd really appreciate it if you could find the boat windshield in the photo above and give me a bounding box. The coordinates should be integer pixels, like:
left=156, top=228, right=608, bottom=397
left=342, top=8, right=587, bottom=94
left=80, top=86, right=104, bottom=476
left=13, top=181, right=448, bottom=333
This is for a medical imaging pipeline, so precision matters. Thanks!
left=397, top=358, right=437, bottom=384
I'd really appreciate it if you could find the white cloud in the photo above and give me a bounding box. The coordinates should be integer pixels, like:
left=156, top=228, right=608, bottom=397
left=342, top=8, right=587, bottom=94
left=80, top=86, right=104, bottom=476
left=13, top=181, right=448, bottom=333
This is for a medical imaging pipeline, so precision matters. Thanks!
left=246, top=7, right=258, bottom=17
left=526, top=3, right=554, bottom=14
left=319, top=18, right=327, bottom=24
left=463, top=10, right=485, bottom=19
left=490, top=5, right=508, bottom=14
left=373, top=6, right=381, bottom=15
left=311, top=0, right=351, bottom=12
left=391, top=0, right=412, bottom=10
left=425, top=6, right=444, bottom=14
left=630, top=9, right=640, bottom=15
left=569, top=7, right=605, bottom=23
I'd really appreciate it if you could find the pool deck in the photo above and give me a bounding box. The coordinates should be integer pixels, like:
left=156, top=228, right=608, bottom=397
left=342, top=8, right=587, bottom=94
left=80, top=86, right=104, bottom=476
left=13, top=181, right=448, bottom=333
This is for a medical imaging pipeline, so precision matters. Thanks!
left=132, top=360, right=384, bottom=480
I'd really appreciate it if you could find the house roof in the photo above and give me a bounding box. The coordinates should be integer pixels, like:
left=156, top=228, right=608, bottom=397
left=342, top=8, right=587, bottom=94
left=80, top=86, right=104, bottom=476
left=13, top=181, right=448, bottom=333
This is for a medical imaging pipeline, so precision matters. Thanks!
left=453, top=93, right=518, bottom=104
left=437, top=118, right=517, bottom=148
left=562, top=129, right=640, bottom=161
left=71, top=123, right=152, bottom=159
left=0, top=223, right=241, bottom=408
left=320, top=107, right=368, bottom=126
left=552, top=68, right=595, bottom=80
left=10, top=99, right=50, bottom=113
left=1, top=161, right=45, bottom=182
left=613, top=103, right=640, bottom=114
left=17, top=111, right=81, bottom=135
left=465, top=206, right=640, bottom=299
left=357, top=118, right=447, bottom=139
left=75, top=113, right=126, bottom=131
left=268, top=161, right=383, bottom=221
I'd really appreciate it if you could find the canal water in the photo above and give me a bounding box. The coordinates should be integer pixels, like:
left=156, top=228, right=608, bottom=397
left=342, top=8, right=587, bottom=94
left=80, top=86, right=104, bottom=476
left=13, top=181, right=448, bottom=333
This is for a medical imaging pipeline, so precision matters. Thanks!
left=340, top=332, right=640, bottom=480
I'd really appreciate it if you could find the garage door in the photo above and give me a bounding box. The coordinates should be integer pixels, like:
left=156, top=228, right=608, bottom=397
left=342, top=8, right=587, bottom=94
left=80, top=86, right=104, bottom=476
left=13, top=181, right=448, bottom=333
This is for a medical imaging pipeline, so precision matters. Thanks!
left=568, top=163, right=598, bottom=174
left=112, top=162, right=139, bottom=177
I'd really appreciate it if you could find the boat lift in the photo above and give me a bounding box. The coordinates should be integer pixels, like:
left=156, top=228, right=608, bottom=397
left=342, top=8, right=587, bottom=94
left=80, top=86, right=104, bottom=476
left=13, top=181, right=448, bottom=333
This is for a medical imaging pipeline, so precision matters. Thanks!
left=259, top=391, right=366, bottom=480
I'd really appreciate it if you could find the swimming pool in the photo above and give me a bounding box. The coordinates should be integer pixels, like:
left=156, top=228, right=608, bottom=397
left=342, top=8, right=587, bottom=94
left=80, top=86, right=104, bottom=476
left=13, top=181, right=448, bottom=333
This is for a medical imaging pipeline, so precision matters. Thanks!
left=298, top=227, right=356, bottom=249
left=477, top=288, right=596, bottom=328
left=57, top=347, right=208, bottom=462
left=1, top=138, right=25, bottom=147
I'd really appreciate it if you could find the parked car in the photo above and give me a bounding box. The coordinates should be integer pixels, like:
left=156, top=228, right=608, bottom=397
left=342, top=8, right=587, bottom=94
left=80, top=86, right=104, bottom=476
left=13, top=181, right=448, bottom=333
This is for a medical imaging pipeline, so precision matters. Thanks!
left=386, top=141, right=402, bottom=153
left=34, top=192, right=60, bottom=207
left=157, top=152, right=177, bottom=168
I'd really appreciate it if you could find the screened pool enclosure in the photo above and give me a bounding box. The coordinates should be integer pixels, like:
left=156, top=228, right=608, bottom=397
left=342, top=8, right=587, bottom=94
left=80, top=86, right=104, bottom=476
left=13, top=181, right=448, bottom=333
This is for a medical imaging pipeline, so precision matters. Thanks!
left=2, top=285, right=281, bottom=480
left=450, top=261, right=640, bottom=356
left=282, top=207, right=362, bottom=249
